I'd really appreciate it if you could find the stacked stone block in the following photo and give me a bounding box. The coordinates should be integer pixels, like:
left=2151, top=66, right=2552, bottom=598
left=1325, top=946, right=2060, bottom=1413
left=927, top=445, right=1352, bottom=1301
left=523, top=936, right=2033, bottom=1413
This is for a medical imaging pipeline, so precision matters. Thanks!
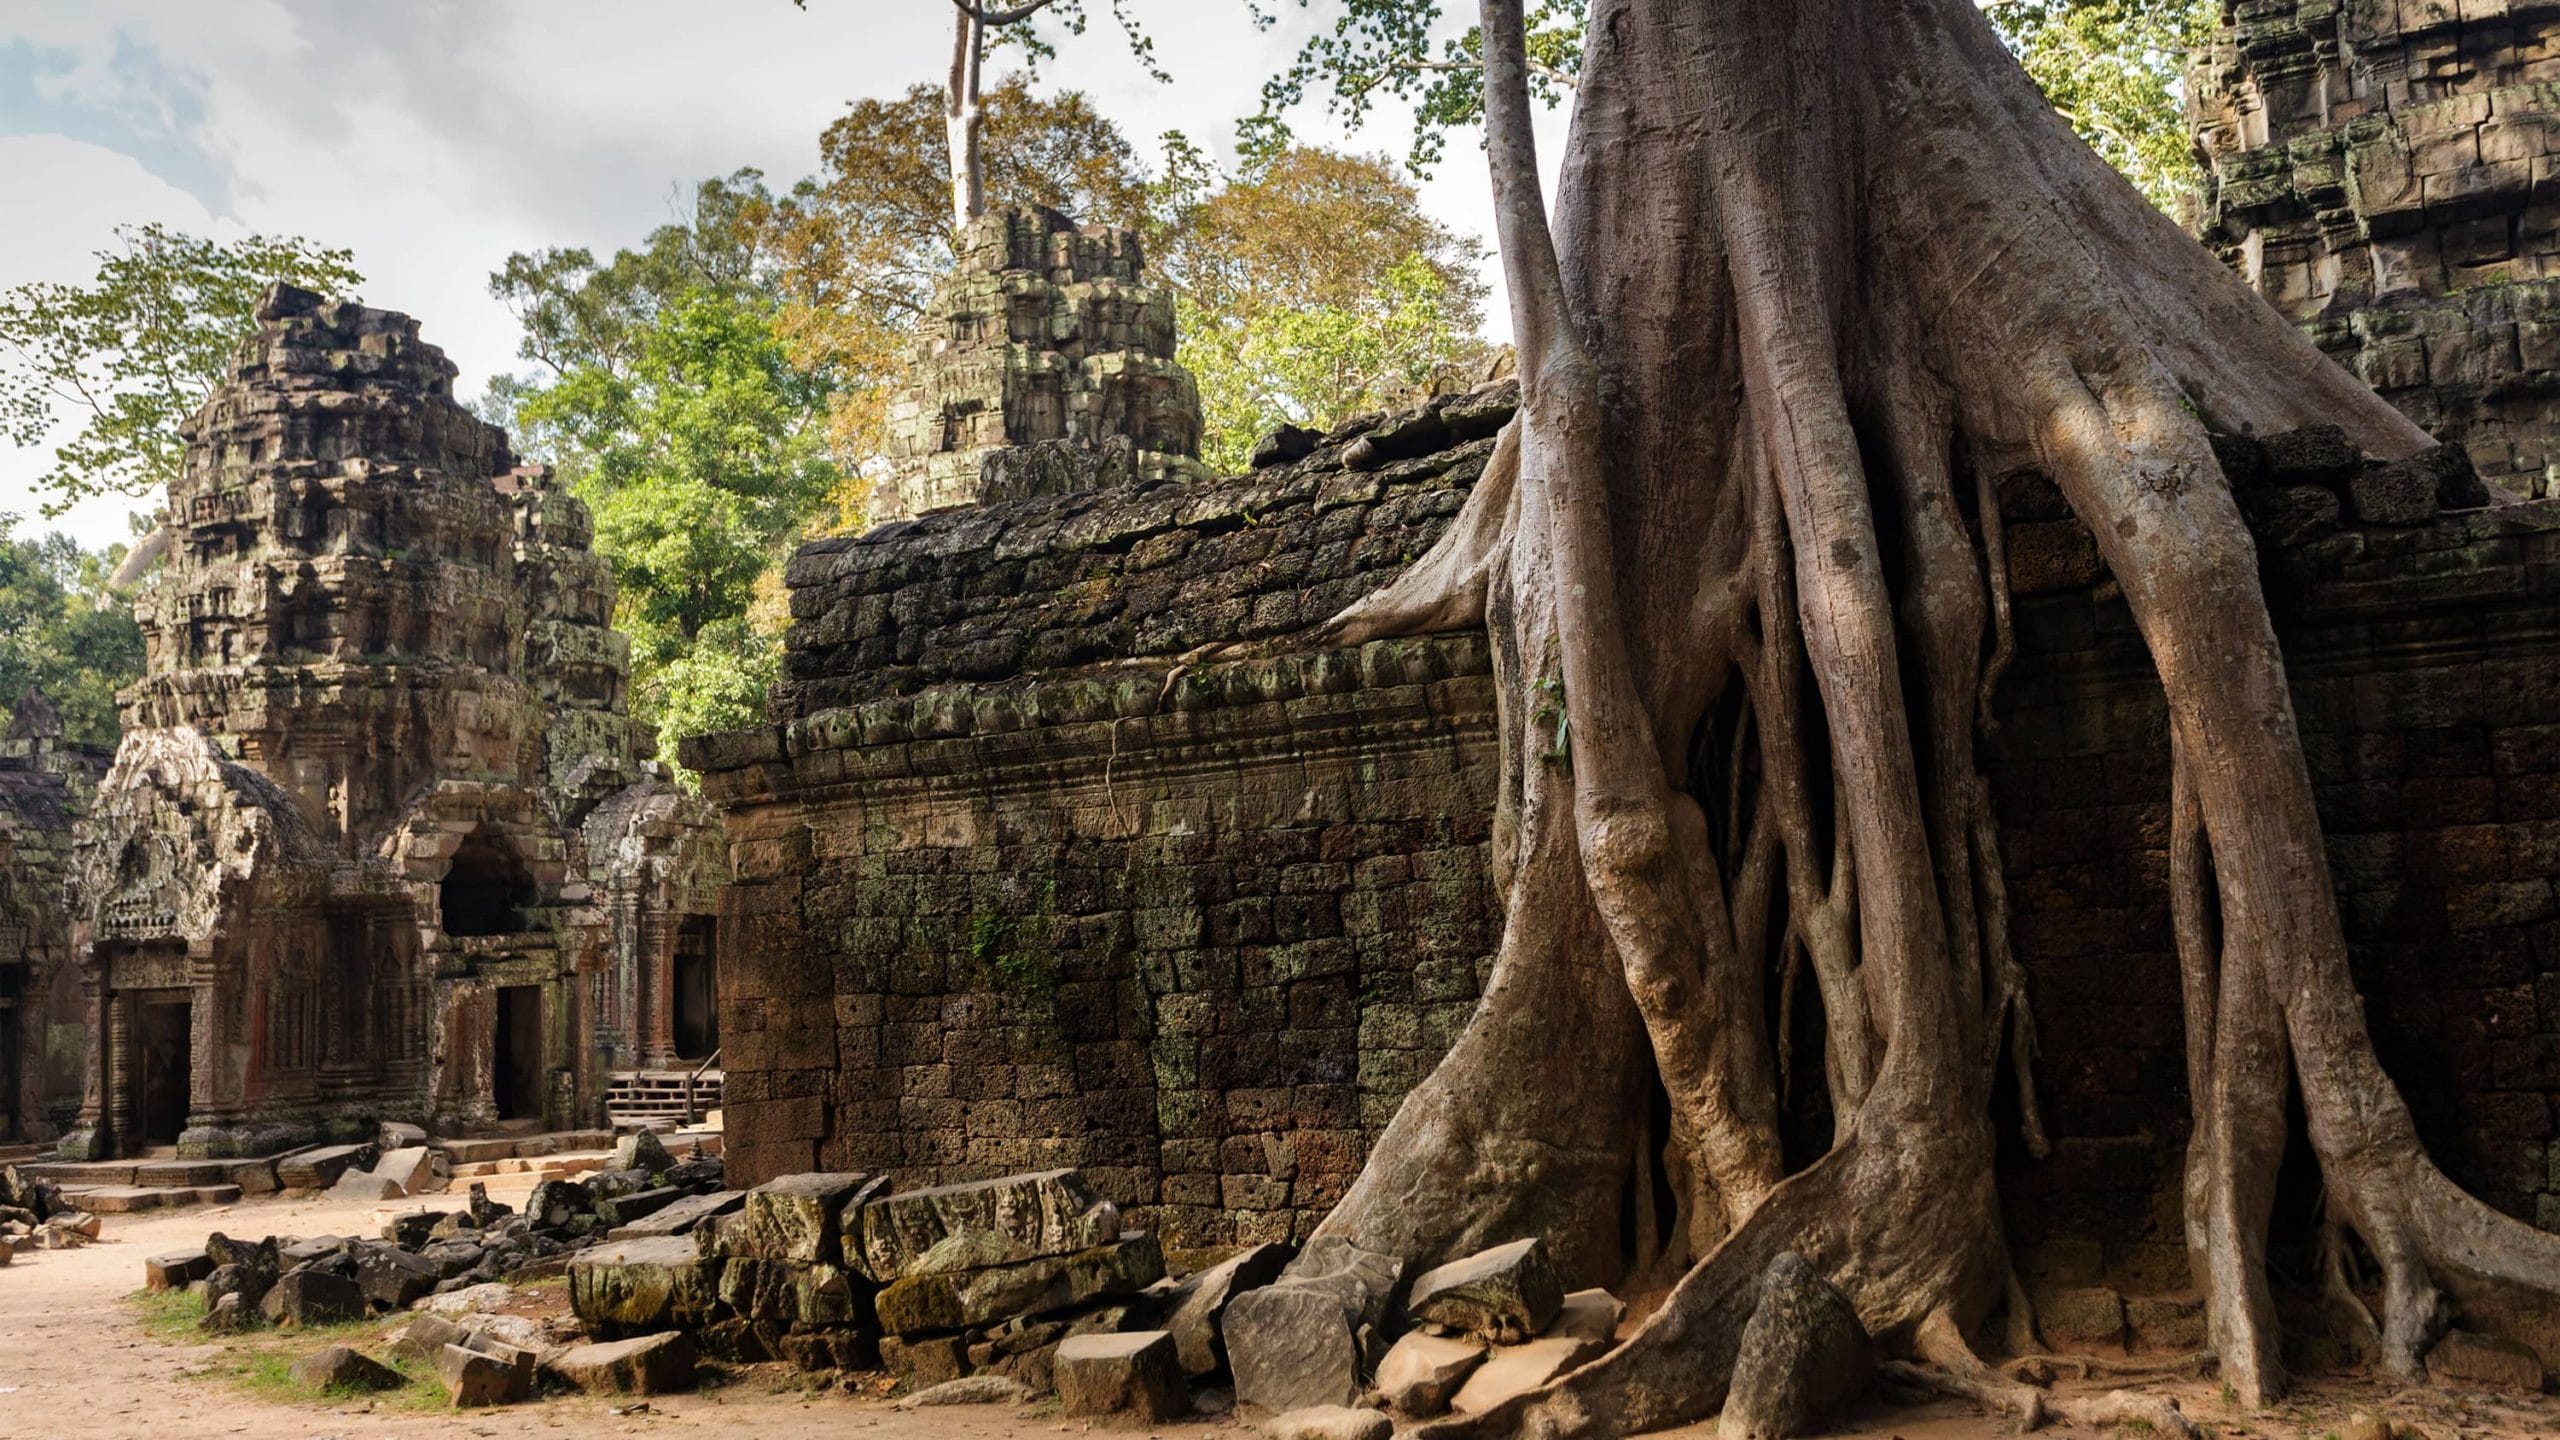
left=876, top=206, right=1205, bottom=526
left=2195, top=1, right=2560, bottom=498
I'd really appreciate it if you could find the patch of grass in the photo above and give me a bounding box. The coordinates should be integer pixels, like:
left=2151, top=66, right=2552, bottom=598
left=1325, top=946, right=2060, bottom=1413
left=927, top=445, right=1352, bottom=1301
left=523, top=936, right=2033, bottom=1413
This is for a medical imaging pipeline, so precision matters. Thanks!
left=121, top=1289, right=441, bottom=1411
left=128, top=1286, right=208, bottom=1339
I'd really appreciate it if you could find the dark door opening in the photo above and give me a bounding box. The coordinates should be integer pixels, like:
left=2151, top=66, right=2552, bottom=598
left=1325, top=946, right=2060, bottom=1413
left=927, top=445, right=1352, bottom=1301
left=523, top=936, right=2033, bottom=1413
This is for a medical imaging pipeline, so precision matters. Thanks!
left=138, top=1000, right=192, bottom=1145
left=493, top=985, right=543, bottom=1121
left=672, top=916, right=719, bottom=1061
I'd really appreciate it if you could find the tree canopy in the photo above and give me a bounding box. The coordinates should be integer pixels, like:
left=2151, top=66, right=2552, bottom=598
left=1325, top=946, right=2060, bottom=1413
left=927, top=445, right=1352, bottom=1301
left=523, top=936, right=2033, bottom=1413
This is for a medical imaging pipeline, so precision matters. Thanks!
left=489, top=173, right=839, bottom=773
left=0, top=519, right=144, bottom=748
left=0, top=224, right=362, bottom=516
left=1153, top=143, right=1491, bottom=466
left=1982, top=0, right=2218, bottom=210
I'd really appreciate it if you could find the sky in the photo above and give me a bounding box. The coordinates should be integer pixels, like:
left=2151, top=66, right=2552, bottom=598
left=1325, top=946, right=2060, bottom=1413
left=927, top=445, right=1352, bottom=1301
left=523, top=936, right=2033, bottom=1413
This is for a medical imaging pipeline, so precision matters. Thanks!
left=0, top=0, right=1564, bottom=553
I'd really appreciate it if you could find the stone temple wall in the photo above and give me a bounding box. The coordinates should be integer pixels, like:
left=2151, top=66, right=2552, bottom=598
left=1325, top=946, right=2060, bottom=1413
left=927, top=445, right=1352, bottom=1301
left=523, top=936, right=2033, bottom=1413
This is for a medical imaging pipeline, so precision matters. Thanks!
left=689, top=379, right=2560, bottom=1287
left=0, top=697, right=106, bottom=1141
left=2194, top=0, right=2560, bottom=499
left=684, top=386, right=1515, bottom=1248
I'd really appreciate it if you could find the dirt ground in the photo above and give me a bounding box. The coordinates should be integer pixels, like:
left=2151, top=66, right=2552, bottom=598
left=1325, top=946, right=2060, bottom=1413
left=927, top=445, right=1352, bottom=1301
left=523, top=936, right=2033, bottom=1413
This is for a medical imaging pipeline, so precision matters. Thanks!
left=2, top=1182, right=2554, bottom=1440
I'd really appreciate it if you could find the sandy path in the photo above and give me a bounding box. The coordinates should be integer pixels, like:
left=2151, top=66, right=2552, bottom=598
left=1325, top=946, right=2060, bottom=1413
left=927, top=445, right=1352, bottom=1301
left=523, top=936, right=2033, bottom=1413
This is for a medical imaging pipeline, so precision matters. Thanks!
left=2, top=1183, right=2552, bottom=1440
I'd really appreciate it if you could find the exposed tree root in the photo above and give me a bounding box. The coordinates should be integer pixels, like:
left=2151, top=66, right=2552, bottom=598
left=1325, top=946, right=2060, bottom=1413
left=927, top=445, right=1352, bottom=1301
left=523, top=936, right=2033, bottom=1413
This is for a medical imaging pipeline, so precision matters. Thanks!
left=1287, top=0, right=2560, bottom=1434
left=1887, top=1313, right=2204, bottom=1438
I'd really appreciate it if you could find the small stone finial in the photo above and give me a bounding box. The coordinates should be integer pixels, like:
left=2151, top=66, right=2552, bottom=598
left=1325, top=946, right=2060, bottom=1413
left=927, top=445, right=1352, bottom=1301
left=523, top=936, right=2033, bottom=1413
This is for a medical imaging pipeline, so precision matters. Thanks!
left=7, top=686, right=63, bottom=742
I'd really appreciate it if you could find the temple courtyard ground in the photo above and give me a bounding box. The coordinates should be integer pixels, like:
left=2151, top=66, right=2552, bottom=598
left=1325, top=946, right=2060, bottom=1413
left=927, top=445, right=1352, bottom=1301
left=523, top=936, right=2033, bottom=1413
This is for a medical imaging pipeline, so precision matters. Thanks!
left=1, top=1180, right=2553, bottom=1440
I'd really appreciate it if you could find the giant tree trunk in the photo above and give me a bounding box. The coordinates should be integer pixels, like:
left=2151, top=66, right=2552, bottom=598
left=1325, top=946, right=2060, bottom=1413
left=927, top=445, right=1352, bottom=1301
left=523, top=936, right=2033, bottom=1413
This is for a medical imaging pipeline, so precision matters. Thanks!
left=1307, top=0, right=2560, bottom=1433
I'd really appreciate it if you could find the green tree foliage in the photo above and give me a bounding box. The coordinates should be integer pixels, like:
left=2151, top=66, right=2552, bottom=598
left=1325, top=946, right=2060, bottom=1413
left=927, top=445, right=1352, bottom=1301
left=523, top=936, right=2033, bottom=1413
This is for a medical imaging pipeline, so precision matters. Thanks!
left=0, top=224, right=362, bottom=515
left=1152, top=144, right=1490, bottom=468
left=0, top=519, right=145, bottom=747
left=491, top=175, right=839, bottom=771
left=1240, top=1, right=2207, bottom=211
left=1242, top=0, right=1586, bottom=174
left=1983, top=0, right=2218, bottom=211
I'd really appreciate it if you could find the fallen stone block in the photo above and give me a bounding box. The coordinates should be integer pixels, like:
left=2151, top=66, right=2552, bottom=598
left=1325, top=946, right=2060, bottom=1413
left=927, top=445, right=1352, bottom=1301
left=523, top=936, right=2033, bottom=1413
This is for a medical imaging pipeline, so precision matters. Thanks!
left=608, top=1188, right=742, bottom=1240
left=331, top=1168, right=405, bottom=1202
left=882, top=1333, right=970, bottom=1388
left=1719, top=1252, right=1871, bottom=1440
left=612, top=1130, right=672, bottom=1174
left=596, top=1185, right=683, bottom=1227
left=894, top=1374, right=1039, bottom=1409
left=546, top=1331, right=697, bottom=1395
left=1227, top=1239, right=1402, bottom=1414
left=373, top=1146, right=442, bottom=1195
left=1162, top=1241, right=1292, bottom=1376
left=381, top=1208, right=447, bottom=1248
left=436, top=1342, right=518, bottom=1407
left=875, top=1231, right=1165, bottom=1335
left=1377, top=1331, right=1486, bottom=1416
left=422, top=1280, right=515, bottom=1316
left=378, top=1121, right=428, bottom=1151
left=388, top=1313, right=473, bottom=1364
left=1263, top=1405, right=1393, bottom=1440
left=855, top=1169, right=1121, bottom=1282
left=1450, top=1335, right=1608, bottom=1416
left=289, top=1344, right=404, bottom=1393
left=734, top=1172, right=883, bottom=1264
left=353, top=1242, right=442, bottom=1309
left=146, top=1249, right=213, bottom=1291
left=1054, top=1329, right=1189, bottom=1421
left=524, top=1178, right=594, bottom=1229
left=200, top=1292, right=254, bottom=1333
left=465, top=1330, right=540, bottom=1400
left=566, top=1236, right=719, bottom=1334
left=270, top=1268, right=368, bottom=1328
left=1407, top=1237, right=1564, bottom=1343
left=1545, top=1288, right=1623, bottom=1344
left=276, top=1143, right=376, bottom=1191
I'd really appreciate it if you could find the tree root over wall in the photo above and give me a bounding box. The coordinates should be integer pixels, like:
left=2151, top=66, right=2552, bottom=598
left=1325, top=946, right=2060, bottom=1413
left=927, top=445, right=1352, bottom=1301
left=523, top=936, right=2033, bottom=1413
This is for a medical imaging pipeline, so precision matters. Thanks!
left=1280, top=1, right=2560, bottom=1435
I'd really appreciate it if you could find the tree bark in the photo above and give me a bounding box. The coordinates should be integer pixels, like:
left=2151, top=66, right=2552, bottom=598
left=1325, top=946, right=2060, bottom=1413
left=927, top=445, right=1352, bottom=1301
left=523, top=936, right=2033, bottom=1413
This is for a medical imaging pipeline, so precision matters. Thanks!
left=1302, top=0, right=2560, bottom=1432
left=947, top=7, right=987, bottom=231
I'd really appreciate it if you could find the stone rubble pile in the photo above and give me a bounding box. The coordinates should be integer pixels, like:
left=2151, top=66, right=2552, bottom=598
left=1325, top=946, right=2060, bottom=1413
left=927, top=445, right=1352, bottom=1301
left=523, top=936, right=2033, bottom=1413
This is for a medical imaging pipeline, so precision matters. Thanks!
left=0, top=1165, right=95, bottom=1258
left=559, top=1167, right=1629, bottom=1430
left=141, top=1134, right=726, bottom=1405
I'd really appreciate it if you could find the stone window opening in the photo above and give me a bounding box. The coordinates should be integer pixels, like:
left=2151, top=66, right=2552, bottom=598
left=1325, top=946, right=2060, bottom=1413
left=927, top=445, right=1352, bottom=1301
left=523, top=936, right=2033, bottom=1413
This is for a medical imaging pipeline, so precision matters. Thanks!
left=439, top=830, right=538, bottom=938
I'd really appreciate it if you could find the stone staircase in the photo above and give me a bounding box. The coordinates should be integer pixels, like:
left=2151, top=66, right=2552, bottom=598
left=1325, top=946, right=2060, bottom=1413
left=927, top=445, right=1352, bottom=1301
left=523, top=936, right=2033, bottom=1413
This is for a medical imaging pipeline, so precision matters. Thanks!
left=606, top=1069, right=724, bottom=1130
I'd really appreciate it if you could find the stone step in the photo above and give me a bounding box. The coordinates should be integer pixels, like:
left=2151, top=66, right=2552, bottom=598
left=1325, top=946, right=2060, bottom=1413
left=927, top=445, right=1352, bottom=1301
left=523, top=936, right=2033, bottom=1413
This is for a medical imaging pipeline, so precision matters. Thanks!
left=57, top=1183, right=242, bottom=1213
left=133, top=1160, right=231, bottom=1188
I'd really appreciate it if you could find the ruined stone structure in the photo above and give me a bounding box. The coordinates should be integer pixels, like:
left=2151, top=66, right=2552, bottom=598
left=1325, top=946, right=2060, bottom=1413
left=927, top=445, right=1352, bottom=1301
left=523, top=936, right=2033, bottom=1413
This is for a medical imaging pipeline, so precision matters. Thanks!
left=2194, top=0, right=2560, bottom=499
left=6, top=286, right=730, bottom=1158
left=0, top=692, right=107, bottom=1142
left=874, top=205, right=1205, bottom=527
left=687, top=377, right=2560, bottom=1310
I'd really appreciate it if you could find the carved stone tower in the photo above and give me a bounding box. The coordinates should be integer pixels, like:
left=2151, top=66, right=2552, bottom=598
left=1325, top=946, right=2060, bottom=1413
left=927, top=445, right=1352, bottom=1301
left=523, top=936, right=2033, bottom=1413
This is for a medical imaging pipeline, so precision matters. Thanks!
left=55, top=285, right=727, bottom=1159
left=2194, top=3, right=2560, bottom=498
left=874, top=206, right=1206, bottom=526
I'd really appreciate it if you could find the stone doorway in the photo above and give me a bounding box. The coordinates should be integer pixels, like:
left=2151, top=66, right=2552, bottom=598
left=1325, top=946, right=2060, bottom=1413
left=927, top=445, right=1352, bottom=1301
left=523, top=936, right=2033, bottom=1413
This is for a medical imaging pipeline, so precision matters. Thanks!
left=493, top=985, right=542, bottom=1121
left=673, top=915, right=718, bottom=1061
left=137, top=998, right=191, bottom=1145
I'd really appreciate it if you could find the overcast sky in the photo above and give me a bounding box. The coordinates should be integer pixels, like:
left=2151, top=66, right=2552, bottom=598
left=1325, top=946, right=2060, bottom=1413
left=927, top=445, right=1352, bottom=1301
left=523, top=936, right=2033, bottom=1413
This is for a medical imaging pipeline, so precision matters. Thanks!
left=0, top=0, right=1558, bottom=552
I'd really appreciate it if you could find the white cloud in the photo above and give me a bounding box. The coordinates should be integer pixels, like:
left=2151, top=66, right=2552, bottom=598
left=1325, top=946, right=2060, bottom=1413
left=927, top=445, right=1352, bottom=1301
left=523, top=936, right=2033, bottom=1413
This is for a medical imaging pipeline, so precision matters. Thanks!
left=0, top=1, right=1562, bottom=552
